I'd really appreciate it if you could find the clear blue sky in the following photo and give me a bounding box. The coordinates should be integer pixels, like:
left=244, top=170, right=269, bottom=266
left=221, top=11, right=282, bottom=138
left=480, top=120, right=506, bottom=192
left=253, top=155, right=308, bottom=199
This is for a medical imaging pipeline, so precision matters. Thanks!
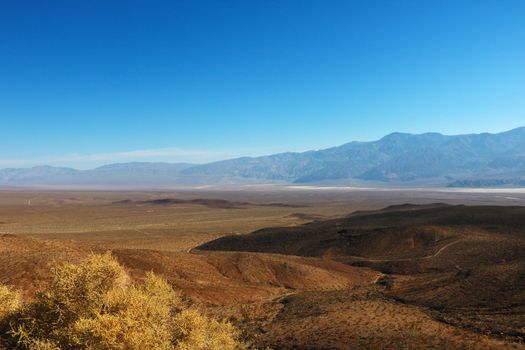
left=1, top=0, right=524, bottom=168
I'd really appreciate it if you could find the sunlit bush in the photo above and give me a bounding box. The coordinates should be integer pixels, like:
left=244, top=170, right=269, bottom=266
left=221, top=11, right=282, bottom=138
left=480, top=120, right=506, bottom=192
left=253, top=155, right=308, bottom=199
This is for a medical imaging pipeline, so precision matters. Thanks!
left=172, top=309, right=241, bottom=350
left=0, top=253, right=243, bottom=350
left=0, top=285, right=20, bottom=320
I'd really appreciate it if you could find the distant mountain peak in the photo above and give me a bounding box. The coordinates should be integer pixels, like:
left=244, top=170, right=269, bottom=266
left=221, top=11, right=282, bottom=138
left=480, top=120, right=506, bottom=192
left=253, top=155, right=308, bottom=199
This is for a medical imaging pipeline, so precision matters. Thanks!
left=380, top=131, right=412, bottom=139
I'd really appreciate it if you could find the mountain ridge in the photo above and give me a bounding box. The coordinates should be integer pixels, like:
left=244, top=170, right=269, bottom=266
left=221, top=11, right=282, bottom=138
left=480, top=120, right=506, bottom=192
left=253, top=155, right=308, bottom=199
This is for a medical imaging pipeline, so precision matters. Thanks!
left=2, top=127, right=524, bottom=187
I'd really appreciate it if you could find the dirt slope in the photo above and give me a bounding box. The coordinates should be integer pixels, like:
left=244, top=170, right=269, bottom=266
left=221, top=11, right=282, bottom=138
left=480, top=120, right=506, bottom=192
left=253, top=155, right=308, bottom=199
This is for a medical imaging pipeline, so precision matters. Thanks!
left=199, top=204, right=525, bottom=344
left=0, top=234, right=376, bottom=304
left=254, top=286, right=523, bottom=350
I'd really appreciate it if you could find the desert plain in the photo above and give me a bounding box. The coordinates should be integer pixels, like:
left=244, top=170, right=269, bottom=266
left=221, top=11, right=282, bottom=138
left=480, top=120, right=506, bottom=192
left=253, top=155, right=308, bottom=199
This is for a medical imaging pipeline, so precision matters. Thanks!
left=1, top=186, right=525, bottom=349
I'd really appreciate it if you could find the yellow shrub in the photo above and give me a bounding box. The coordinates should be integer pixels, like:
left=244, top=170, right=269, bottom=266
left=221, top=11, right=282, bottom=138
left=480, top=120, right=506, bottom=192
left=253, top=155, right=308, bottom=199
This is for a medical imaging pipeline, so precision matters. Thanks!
left=71, top=273, right=177, bottom=350
left=1, top=253, right=244, bottom=350
left=172, top=309, right=241, bottom=350
left=0, top=285, right=20, bottom=320
left=22, top=339, right=60, bottom=350
left=46, top=252, right=129, bottom=318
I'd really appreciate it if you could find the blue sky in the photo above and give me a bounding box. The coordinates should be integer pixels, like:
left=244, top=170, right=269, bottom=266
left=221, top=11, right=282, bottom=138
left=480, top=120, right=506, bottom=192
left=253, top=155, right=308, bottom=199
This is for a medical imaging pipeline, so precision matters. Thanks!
left=1, top=0, right=524, bottom=168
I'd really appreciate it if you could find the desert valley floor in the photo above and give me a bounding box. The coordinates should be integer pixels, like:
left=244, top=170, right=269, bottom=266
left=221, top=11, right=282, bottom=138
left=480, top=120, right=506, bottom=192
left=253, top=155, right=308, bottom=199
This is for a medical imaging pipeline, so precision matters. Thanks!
left=1, top=186, right=525, bottom=349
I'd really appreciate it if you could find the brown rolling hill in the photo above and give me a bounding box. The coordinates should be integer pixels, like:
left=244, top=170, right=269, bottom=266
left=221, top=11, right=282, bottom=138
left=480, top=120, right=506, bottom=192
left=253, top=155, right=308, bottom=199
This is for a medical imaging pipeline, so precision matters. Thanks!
left=199, top=204, right=525, bottom=348
left=197, top=203, right=525, bottom=260
left=0, top=234, right=376, bottom=305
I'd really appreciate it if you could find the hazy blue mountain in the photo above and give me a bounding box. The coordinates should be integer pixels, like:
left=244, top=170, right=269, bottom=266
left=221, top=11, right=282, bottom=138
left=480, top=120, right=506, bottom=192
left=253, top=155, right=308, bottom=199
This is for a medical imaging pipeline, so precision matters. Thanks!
left=0, top=162, right=194, bottom=186
left=0, top=166, right=80, bottom=184
left=183, top=127, right=525, bottom=185
left=1, top=128, right=524, bottom=187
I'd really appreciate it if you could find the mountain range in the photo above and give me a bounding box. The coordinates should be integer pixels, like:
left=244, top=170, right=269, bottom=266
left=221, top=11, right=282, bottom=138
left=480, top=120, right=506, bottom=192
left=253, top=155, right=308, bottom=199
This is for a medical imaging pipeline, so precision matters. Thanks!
left=2, top=127, right=524, bottom=188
